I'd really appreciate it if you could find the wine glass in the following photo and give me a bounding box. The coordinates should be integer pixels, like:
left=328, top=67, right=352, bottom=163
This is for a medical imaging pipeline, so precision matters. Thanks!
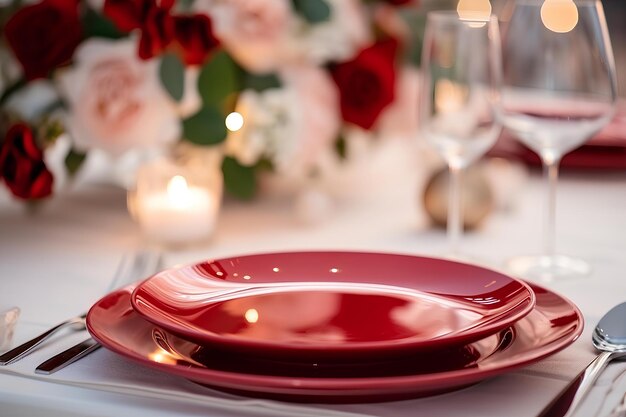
left=419, top=11, right=502, bottom=256
left=499, top=0, right=617, bottom=281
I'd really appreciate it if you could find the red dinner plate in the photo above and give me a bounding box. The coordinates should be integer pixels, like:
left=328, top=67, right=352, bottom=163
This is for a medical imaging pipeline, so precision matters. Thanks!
left=87, top=281, right=582, bottom=403
left=131, top=252, right=535, bottom=360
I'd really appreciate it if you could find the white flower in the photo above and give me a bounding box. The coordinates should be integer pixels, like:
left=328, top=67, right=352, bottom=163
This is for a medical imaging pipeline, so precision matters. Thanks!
left=4, top=80, right=59, bottom=122
left=226, top=65, right=340, bottom=177
left=3, top=38, right=53, bottom=120
left=290, top=0, right=371, bottom=64
left=58, top=39, right=180, bottom=156
left=225, top=88, right=296, bottom=166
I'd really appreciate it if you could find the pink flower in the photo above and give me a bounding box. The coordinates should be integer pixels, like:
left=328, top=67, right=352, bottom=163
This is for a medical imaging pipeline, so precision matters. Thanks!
left=279, top=65, right=341, bottom=174
left=196, top=0, right=292, bottom=73
left=58, top=39, right=180, bottom=156
left=196, top=0, right=372, bottom=70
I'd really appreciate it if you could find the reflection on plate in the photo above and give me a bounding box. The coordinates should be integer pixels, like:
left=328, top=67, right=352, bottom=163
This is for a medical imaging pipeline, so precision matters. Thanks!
left=88, top=281, right=582, bottom=403
left=132, top=252, right=535, bottom=359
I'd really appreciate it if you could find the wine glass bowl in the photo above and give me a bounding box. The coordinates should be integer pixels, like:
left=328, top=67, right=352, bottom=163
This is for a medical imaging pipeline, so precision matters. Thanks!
left=499, top=99, right=614, bottom=165
left=420, top=11, right=502, bottom=255
left=499, top=0, right=618, bottom=280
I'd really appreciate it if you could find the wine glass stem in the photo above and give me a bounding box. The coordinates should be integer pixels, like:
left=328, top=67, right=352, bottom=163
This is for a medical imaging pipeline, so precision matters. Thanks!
left=448, top=165, right=464, bottom=255
left=543, top=160, right=560, bottom=258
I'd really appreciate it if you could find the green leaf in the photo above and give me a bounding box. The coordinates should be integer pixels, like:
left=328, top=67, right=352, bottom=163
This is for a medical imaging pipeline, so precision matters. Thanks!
left=198, top=51, right=239, bottom=107
left=292, top=0, right=331, bottom=24
left=182, top=106, right=227, bottom=145
left=0, top=77, right=26, bottom=107
left=174, top=0, right=196, bottom=12
left=159, top=53, right=185, bottom=102
left=222, top=156, right=256, bottom=200
left=81, top=7, right=124, bottom=39
left=255, top=157, right=275, bottom=172
left=64, top=149, right=87, bottom=177
left=334, top=136, right=347, bottom=160
left=40, top=117, right=65, bottom=146
left=242, top=73, right=282, bottom=92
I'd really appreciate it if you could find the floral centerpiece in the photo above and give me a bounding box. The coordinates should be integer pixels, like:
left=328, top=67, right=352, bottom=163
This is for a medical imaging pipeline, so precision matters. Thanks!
left=0, top=0, right=440, bottom=203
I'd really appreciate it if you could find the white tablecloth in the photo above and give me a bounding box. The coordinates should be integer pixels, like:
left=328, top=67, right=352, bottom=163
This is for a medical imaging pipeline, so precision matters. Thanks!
left=1, top=144, right=625, bottom=417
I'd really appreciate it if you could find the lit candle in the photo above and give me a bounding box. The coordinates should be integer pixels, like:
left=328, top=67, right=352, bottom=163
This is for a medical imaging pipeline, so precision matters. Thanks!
left=134, top=162, right=221, bottom=246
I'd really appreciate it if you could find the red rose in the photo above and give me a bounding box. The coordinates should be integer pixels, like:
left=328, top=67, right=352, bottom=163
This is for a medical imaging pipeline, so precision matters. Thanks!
left=104, top=0, right=175, bottom=30
left=103, top=0, right=151, bottom=31
left=173, top=15, right=219, bottom=66
left=330, top=39, right=398, bottom=130
left=137, top=4, right=175, bottom=59
left=0, top=124, right=53, bottom=200
left=3, top=0, right=82, bottom=80
left=104, top=0, right=175, bottom=60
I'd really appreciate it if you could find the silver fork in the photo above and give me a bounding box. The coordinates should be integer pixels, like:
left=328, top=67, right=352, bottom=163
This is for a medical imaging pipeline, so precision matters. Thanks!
left=0, top=250, right=161, bottom=366
left=0, top=314, right=87, bottom=365
left=34, top=250, right=163, bottom=374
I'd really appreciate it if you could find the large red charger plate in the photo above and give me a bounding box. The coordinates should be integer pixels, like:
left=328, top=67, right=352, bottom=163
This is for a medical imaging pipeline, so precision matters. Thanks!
left=87, top=280, right=582, bottom=402
left=131, top=252, right=536, bottom=359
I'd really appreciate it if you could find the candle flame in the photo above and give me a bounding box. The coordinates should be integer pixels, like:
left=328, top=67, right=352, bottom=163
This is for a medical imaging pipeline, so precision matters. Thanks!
left=167, top=175, right=190, bottom=204
left=541, top=0, right=578, bottom=33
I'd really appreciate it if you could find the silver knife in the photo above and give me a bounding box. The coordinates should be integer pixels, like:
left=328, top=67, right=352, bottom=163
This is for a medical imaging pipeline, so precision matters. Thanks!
left=0, top=313, right=86, bottom=366
left=35, top=338, right=100, bottom=375
left=33, top=250, right=162, bottom=375
left=0, top=252, right=152, bottom=366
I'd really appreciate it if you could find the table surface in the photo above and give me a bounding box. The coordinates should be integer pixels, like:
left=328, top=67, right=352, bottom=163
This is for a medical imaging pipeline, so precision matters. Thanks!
left=0, top=142, right=625, bottom=417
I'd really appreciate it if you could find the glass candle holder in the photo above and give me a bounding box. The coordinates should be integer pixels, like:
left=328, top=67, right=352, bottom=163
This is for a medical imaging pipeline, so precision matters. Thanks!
left=130, top=157, right=222, bottom=247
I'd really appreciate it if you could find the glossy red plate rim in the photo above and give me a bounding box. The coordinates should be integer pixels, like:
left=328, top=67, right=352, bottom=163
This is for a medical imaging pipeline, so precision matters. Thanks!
left=130, top=251, right=537, bottom=357
left=87, top=281, right=583, bottom=401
